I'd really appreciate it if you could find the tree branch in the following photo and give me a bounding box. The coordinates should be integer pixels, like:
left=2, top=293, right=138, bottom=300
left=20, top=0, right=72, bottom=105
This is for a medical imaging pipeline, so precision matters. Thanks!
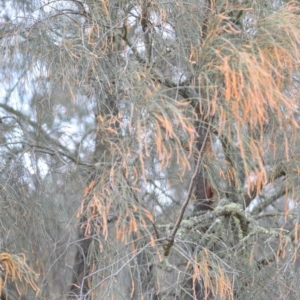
left=163, top=118, right=212, bottom=256
left=0, top=105, right=88, bottom=165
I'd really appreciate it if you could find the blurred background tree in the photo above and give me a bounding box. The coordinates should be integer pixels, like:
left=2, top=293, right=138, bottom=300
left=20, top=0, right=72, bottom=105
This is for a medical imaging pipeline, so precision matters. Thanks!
left=1, top=0, right=300, bottom=299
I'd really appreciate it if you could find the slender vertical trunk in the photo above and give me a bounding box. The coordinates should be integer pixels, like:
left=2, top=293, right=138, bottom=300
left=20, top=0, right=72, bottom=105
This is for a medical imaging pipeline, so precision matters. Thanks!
left=193, top=119, right=213, bottom=212
left=69, top=217, right=92, bottom=298
left=69, top=93, right=118, bottom=299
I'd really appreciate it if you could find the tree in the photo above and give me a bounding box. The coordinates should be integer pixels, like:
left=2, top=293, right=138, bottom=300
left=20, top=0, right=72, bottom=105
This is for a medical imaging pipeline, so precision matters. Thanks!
left=1, top=0, right=300, bottom=299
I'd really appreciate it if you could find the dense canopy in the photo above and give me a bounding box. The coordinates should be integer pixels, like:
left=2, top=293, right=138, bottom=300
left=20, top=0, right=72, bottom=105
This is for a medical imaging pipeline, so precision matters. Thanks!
left=1, top=0, right=300, bottom=299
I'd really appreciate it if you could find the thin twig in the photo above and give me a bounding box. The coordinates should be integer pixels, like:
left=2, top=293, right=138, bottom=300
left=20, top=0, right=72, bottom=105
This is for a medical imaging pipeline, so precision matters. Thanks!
left=163, top=119, right=212, bottom=256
